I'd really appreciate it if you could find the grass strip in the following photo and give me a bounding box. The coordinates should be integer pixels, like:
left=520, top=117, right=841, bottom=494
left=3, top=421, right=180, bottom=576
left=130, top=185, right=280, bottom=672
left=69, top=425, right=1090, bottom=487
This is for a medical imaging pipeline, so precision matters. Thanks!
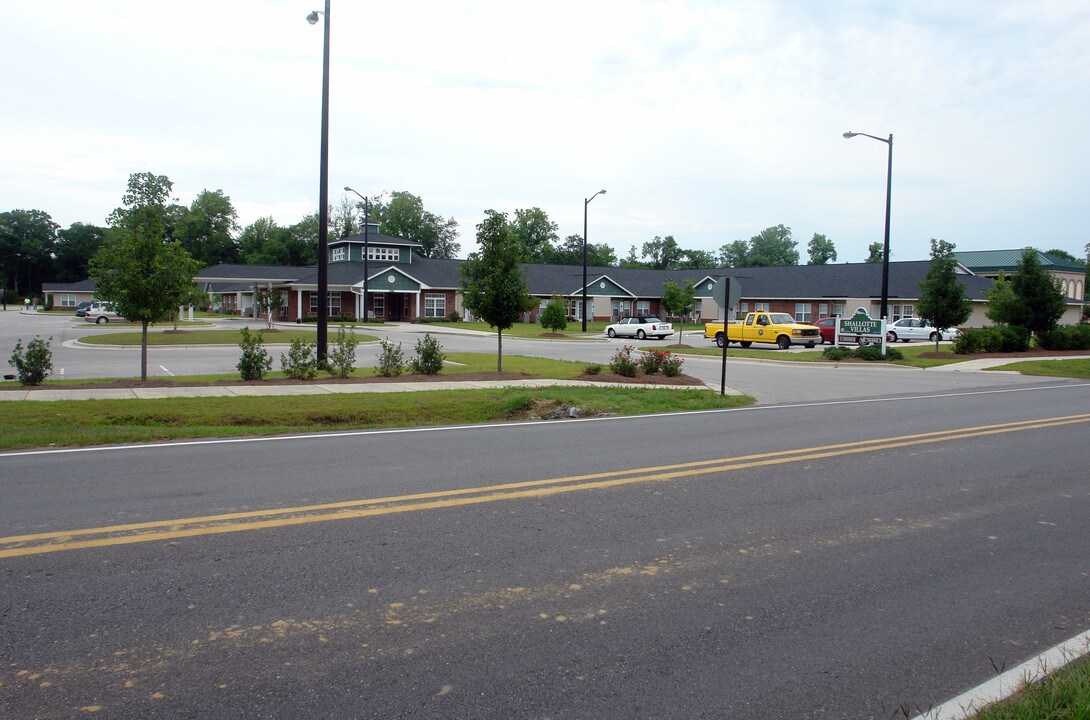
left=0, top=386, right=750, bottom=451
left=972, top=655, right=1090, bottom=719
left=984, top=358, right=1090, bottom=379
left=76, top=328, right=338, bottom=346
left=667, top=343, right=967, bottom=368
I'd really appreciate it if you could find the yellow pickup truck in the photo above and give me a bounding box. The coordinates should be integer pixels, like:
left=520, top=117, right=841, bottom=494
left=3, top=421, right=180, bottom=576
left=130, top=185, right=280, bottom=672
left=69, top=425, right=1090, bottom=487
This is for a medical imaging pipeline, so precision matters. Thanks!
left=704, top=311, right=821, bottom=350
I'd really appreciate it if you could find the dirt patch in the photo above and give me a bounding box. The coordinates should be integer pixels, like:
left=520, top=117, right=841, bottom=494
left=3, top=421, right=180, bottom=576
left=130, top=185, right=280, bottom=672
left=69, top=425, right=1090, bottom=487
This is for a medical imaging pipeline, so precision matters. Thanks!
left=574, top=371, right=706, bottom=386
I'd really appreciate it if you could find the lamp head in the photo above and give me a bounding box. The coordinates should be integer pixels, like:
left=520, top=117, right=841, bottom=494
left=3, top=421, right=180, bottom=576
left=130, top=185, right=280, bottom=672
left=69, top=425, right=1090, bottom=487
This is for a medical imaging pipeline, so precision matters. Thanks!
left=343, top=186, right=353, bottom=192
left=843, top=131, right=856, bottom=139
left=306, top=10, right=320, bottom=25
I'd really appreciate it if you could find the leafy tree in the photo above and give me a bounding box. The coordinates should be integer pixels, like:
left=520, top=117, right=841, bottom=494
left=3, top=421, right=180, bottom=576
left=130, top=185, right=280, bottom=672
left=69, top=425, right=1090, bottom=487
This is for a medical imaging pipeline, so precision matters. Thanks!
left=545, top=234, right=617, bottom=267
left=511, top=207, right=558, bottom=263
left=747, top=225, right=798, bottom=267
left=1044, top=248, right=1078, bottom=263
left=620, top=245, right=645, bottom=269
left=286, top=213, right=321, bottom=266
left=988, top=248, right=1066, bottom=335
left=864, top=242, right=884, bottom=263
left=238, top=217, right=304, bottom=266
left=540, top=295, right=568, bottom=333
left=642, top=235, right=683, bottom=270
left=984, top=270, right=1018, bottom=326
left=679, top=249, right=718, bottom=269
left=53, top=223, right=107, bottom=282
left=916, top=239, right=972, bottom=351
left=661, top=279, right=696, bottom=345
left=171, top=189, right=240, bottom=266
left=0, top=209, right=58, bottom=295
left=460, top=210, right=535, bottom=371
left=90, top=172, right=202, bottom=380
left=333, top=196, right=360, bottom=239
left=718, top=239, right=750, bottom=268
left=807, top=233, right=837, bottom=265
left=372, top=191, right=461, bottom=259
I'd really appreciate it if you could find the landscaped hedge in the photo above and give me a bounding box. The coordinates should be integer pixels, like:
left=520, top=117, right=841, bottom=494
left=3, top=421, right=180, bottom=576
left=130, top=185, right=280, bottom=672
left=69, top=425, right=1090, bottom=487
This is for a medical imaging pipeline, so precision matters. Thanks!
left=1035, top=324, right=1090, bottom=351
left=953, top=326, right=1030, bottom=354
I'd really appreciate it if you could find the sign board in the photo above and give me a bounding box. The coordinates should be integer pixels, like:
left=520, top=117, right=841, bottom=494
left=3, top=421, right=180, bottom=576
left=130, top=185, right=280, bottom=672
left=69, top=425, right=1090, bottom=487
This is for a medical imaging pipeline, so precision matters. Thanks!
left=713, top=277, right=742, bottom=314
left=839, top=311, right=882, bottom=337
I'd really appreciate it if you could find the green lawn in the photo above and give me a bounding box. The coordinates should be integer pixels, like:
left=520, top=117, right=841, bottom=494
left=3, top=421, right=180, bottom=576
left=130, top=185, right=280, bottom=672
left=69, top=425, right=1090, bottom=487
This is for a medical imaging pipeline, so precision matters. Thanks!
left=76, top=328, right=353, bottom=346
left=667, top=342, right=969, bottom=368
left=971, top=655, right=1090, bottom=719
left=985, top=358, right=1090, bottom=379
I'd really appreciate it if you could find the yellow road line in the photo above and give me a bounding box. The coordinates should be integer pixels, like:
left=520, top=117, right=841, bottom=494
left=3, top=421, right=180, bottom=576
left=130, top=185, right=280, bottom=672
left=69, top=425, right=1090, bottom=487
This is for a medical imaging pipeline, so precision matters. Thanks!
left=2, top=413, right=1087, bottom=558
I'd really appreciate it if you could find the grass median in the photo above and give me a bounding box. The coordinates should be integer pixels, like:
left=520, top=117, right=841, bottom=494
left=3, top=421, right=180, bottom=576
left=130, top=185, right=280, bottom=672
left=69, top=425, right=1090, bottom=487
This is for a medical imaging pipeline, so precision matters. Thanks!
left=0, top=386, right=750, bottom=451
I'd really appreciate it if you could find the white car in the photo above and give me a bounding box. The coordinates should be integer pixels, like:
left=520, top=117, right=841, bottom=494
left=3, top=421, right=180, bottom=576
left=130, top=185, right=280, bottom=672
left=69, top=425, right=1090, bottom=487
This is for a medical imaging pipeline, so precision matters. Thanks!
left=84, top=301, right=124, bottom=324
left=605, top=316, right=674, bottom=340
left=885, top=317, right=960, bottom=343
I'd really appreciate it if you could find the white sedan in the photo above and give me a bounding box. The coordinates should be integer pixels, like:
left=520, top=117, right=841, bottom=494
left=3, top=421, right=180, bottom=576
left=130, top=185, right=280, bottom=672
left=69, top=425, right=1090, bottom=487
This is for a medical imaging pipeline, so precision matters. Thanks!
left=885, top=317, right=960, bottom=343
left=605, top=316, right=674, bottom=340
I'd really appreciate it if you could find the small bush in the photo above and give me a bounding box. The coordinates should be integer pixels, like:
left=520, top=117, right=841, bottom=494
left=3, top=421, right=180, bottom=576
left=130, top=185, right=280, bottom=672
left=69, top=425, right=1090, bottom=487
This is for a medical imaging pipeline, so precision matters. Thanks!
left=1036, top=324, right=1090, bottom=351
left=662, top=353, right=685, bottom=377
left=328, top=327, right=360, bottom=378
left=280, top=338, right=319, bottom=380
left=540, top=297, right=568, bottom=333
left=583, top=363, right=602, bottom=375
left=955, top=326, right=1030, bottom=354
left=377, top=337, right=405, bottom=377
left=409, top=333, right=445, bottom=375
left=822, top=346, right=853, bottom=361
left=447, top=311, right=461, bottom=323
left=8, top=336, right=53, bottom=385
left=609, top=345, right=638, bottom=377
left=639, top=348, right=682, bottom=375
left=237, top=327, right=272, bottom=380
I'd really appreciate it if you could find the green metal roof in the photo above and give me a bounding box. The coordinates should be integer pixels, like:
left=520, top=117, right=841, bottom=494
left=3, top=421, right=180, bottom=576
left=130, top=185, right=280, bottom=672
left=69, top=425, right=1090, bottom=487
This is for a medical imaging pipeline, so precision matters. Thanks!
left=955, top=249, right=1086, bottom=273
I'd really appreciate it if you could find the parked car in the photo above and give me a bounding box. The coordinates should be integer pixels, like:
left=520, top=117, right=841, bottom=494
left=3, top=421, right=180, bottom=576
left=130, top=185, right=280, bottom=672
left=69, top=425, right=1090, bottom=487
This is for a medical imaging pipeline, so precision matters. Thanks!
left=605, top=316, right=674, bottom=340
left=885, top=317, right=960, bottom=343
left=84, top=301, right=124, bottom=324
left=810, top=317, right=862, bottom=345
left=73, top=301, right=92, bottom=317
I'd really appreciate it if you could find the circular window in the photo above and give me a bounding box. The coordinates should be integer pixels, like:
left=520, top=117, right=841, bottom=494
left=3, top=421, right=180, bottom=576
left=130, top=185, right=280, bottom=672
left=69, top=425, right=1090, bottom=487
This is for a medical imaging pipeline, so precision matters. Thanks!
left=599, top=281, right=606, bottom=289
left=707, top=283, right=713, bottom=290
left=387, top=275, right=396, bottom=284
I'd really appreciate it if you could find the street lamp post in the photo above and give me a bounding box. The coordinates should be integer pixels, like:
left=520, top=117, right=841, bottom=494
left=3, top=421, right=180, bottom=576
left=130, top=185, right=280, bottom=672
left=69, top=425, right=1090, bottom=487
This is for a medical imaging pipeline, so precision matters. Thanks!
left=344, top=187, right=371, bottom=322
left=308, top=1, right=331, bottom=362
left=582, top=189, right=606, bottom=333
left=2, top=253, right=20, bottom=311
left=843, top=131, right=893, bottom=320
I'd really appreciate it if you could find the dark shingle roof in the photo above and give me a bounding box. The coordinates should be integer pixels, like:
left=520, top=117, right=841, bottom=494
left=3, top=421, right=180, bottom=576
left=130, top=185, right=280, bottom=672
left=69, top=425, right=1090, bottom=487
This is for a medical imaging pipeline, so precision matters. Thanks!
left=42, top=279, right=97, bottom=292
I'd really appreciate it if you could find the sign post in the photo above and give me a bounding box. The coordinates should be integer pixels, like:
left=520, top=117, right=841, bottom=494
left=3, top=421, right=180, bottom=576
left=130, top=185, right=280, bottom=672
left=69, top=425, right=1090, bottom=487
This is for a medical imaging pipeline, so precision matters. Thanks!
left=713, top=278, right=742, bottom=396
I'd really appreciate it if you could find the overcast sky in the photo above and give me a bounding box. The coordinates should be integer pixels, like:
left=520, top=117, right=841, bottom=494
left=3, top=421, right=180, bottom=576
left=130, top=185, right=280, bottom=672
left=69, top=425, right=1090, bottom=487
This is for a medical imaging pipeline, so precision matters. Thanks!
left=3, top=1, right=1088, bottom=263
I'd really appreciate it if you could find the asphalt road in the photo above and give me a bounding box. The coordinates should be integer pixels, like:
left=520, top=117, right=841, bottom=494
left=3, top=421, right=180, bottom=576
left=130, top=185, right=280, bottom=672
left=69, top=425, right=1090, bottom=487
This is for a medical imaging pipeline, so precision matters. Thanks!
left=2, top=381, right=1089, bottom=718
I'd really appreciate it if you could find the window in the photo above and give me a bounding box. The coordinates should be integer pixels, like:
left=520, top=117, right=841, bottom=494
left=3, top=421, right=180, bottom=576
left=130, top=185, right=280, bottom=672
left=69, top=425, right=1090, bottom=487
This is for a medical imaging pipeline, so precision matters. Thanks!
left=59, top=294, right=78, bottom=307
left=636, top=300, right=650, bottom=315
left=736, top=301, right=750, bottom=320
left=754, top=302, right=770, bottom=312
left=794, top=303, right=812, bottom=322
left=331, top=247, right=346, bottom=262
left=372, top=294, right=385, bottom=318
left=568, top=298, right=584, bottom=319
left=890, top=304, right=914, bottom=321
left=424, top=293, right=446, bottom=318
left=692, top=299, right=702, bottom=319
left=367, top=247, right=400, bottom=262
left=309, top=292, right=341, bottom=316
left=818, top=303, right=828, bottom=318
left=831, top=303, right=845, bottom=317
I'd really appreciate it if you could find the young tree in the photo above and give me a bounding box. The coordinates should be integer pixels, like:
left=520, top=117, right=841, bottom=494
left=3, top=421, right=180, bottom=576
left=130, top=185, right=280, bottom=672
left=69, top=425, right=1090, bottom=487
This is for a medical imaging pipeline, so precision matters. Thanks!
left=864, top=242, right=884, bottom=263
left=916, top=239, right=972, bottom=351
left=1000, top=248, right=1066, bottom=335
left=460, top=210, right=535, bottom=371
left=255, top=287, right=285, bottom=330
left=661, top=279, right=696, bottom=345
left=807, top=233, right=837, bottom=265
left=90, top=172, right=202, bottom=380
left=984, top=270, right=1018, bottom=326
left=539, top=295, right=568, bottom=334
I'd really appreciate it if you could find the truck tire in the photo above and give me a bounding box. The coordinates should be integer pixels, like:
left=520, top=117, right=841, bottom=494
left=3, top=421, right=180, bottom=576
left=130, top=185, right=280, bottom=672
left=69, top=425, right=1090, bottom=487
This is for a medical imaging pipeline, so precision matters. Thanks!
left=805, top=342, right=815, bottom=349
left=715, top=333, right=726, bottom=348
left=777, top=335, right=791, bottom=350
left=740, top=341, right=752, bottom=348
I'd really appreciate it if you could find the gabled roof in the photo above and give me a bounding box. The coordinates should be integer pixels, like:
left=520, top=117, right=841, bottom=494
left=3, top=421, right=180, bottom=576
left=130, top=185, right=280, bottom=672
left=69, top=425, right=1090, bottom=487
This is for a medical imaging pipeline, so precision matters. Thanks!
left=195, top=263, right=309, bottom=283
left=42, top=279, right=97, bottom=292
left=332, top=232, right=423, bottom=248
left=955, top=249, right=1086, bottom=273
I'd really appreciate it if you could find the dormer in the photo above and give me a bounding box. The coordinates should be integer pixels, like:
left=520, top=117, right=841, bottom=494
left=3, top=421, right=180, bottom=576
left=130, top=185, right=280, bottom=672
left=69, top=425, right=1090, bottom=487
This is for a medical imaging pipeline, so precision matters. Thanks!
left=329, top=223, right=424, bottom=264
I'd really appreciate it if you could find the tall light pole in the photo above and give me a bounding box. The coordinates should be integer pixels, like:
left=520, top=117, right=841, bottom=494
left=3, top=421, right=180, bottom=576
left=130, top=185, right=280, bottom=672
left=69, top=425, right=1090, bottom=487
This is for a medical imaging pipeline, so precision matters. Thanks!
left=843, top=131, right=893, bottom=320
left=582, top=189, right=606, bottom=332
left=344, top=186, right=371, bottom=322
left=308, top=1, right=331, bottom=361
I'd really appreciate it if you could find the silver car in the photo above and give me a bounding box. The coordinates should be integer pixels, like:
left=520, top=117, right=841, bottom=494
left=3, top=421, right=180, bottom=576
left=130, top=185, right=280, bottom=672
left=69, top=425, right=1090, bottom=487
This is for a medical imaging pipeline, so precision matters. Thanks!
left=886, top=317, right=959, bottom=343
left=84, top=301, right=124, bottom=324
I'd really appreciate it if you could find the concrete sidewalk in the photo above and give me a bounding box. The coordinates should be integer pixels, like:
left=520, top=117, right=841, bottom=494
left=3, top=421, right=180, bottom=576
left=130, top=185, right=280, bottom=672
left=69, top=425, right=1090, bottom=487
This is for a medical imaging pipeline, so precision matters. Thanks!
left=0, top=377, right=726, bottom=402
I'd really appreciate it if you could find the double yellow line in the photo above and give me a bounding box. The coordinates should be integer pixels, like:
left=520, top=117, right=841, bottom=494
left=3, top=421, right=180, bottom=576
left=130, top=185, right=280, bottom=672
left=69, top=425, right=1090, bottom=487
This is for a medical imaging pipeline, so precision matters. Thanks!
left=3, top=413, right=1088, bottom=559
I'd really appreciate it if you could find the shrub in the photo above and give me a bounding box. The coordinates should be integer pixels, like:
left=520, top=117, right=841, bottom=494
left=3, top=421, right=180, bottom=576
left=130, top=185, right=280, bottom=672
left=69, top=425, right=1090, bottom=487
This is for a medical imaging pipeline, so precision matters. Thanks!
left=1036, top=324, right=1090, bottom=351
left=583, top=363, right=602, bottom=375
left=822, top=346, right=853, bottom=361
left=662, top=353, right=685, bottom=377
left=376, top=337, right=405, bottom=377
left=237, top=327, right=272, bottom=380
left=540, top=297, right=568, bottom=333
left=447, top=311, right=461, bottom=323
left=609, top=345, right=638, bottom=377
left=953, top=326, right=1030, bottom=354
left=280, top=338, right=319, bottom=380
left=409, top=333, right=445, bottom=375
left=952, top=329, right=983, bottom=354
left=8, top=336, right=53, bottom=385
left=639, top=348, right=682, bottom=375
left=328, top=327, right=360, bottom=378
